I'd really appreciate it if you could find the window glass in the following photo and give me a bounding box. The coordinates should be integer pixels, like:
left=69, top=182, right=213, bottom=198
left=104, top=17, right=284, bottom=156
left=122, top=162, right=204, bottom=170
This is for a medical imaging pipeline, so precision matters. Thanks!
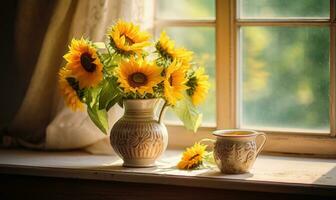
left=239, top=0, right=330, bottom=19
left=156, top=0, right=215, bottom=20
left=240, top=27, right=330, bottom=132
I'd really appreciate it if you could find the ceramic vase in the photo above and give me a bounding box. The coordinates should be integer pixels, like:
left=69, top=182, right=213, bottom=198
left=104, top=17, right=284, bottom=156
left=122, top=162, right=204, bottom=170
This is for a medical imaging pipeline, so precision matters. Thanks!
left=110, top=98, right=168, bottom=167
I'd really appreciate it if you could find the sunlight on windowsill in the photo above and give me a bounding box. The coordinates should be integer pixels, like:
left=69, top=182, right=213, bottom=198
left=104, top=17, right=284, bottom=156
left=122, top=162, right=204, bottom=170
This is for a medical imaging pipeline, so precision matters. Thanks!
left=0, top=148, right=335, bottom=195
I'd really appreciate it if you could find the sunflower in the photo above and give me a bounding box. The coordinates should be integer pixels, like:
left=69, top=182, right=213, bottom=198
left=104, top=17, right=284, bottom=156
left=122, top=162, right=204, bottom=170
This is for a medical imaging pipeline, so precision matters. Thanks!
left=163, top=60, right=188, bottom=105
left=58, top=67, right=84, bottom=111
left=177, top=142, right=207, bottom=170
left=187, top=67, right=210, bottom=106
left=116, top=57, right=163, bottom=96
left=156, top=31, right=193, bottom=66
left=63, top=38, right=103, bottom=88
left=108, top=20, right=151, bottom=56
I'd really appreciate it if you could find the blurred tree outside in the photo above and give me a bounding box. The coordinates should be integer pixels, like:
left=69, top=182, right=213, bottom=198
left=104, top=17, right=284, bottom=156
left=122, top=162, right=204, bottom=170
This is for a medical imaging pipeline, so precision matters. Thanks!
left=241, top=0, right=330, bottom=131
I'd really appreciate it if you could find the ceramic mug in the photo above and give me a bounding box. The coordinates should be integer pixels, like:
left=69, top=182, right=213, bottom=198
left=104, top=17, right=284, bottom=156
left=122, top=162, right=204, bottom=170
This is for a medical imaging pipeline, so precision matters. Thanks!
left=212, top=129, right=266, bottom=174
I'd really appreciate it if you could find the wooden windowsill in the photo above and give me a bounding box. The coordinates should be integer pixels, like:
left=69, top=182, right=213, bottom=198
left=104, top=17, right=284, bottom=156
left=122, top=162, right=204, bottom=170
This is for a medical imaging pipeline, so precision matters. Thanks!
left=0, top=149, right=335, bottom=196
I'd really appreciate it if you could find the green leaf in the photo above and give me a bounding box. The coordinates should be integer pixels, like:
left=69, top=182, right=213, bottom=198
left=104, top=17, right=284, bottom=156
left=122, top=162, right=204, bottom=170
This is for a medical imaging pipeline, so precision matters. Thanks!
left=100, top=53, right=120, bottom=76
left=85, top=87, right=109, bottom=134
left=98, top=77, right=121, bottom=110
left=98, top=53, right=110, bottom=62
left=84, top=87, right=100, bottom=107
left=117, top=98, right=124, bottom=108
left=87, top=104, right=109, bottom=134
left=172, top=95, right=202, bottom=132
left=203, top=151, right=216, bottom=165
left=106, top=95, right=122, bottom=111
left=105, top=41, right=115, bottom=55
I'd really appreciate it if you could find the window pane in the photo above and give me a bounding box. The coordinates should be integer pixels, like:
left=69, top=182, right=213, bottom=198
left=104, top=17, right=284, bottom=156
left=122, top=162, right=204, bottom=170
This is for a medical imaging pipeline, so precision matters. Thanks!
left=239, top=0, right=330, bottom=19
left=156, top=27, right=216, bottom=125
left=156, top=0, right=215, bottom=20
left=240, top=27, right=330, bottom=132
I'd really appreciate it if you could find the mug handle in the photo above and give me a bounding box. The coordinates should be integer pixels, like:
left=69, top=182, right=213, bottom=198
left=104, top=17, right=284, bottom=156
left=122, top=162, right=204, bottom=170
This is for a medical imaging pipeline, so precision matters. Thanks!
left=256, top=132, right=267, bottom=156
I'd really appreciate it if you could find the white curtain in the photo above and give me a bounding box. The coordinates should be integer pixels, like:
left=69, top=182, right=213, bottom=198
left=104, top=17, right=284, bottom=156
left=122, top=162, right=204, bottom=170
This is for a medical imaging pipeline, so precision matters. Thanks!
left=9, top=0, right=154, bottom=154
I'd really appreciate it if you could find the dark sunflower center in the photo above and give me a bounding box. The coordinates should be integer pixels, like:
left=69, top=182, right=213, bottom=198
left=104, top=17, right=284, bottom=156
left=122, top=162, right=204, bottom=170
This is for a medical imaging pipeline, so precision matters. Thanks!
left=186, top=76, right=198, bottom=96
left=128, top=72, right=148, bottom=87
left=66, top=77, right=84, bottom=100
left=80, top=52, right=96, bottom=73
left=169, top=76, right=173, bottom=86
left=156, top=42, right=174, bottom=63
left=189, top=153, right=200, bottom=161
left=122, top=34, right=135, bottom=45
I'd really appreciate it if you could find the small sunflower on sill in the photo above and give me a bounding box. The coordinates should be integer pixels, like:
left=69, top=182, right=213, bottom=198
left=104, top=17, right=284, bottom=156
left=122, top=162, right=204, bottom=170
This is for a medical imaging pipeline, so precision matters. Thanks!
left=57, top=20, right=210, bottom=134
left=177, top=142, right=215, bottom=170
left=177, top=142, right=208, bottom=170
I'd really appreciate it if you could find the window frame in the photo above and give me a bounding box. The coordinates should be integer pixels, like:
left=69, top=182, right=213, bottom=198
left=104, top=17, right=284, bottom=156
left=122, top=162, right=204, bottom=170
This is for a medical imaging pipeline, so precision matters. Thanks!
left=154, top=0, right=336, bottom=157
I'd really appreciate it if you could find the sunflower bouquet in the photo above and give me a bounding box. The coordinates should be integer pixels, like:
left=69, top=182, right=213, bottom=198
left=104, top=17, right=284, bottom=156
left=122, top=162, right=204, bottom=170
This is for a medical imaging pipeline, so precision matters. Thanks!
left=58, top=20, right=210, bottom=134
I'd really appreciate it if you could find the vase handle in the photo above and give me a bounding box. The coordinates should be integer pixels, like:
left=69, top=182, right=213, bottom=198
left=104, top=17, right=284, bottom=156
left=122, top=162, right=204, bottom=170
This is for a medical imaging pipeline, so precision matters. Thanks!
left=158, top=101, right=168, bottom=124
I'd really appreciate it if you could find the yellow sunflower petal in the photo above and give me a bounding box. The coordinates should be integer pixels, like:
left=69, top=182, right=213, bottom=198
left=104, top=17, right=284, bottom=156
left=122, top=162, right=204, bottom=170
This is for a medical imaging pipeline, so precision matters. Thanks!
left=58, top=67, right=84, bottom=111
left=116, top=57, right=163, bottom=96
left=108, top=20, right=151, bottom=55
left=156, top=31, right=193, bottom=67
left=163, top=60, right=188, bottom=105
left=177, top=142, right=207, bottom=170
left=191, top=67, right=210, bottom=106
left=64, top=38, right=103, bottom=88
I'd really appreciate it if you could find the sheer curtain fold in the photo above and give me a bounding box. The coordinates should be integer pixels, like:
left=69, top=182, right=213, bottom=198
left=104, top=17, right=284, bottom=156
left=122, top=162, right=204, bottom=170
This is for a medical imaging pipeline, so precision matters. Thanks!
left=9, top=0, right=79, bottom=146
left=6, top=0, right=154, bottom=154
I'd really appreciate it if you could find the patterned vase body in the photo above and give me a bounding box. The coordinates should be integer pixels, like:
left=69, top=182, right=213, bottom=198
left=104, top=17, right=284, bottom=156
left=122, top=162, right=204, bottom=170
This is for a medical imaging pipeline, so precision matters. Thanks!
left=110, top=98, right=168, bottom=167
